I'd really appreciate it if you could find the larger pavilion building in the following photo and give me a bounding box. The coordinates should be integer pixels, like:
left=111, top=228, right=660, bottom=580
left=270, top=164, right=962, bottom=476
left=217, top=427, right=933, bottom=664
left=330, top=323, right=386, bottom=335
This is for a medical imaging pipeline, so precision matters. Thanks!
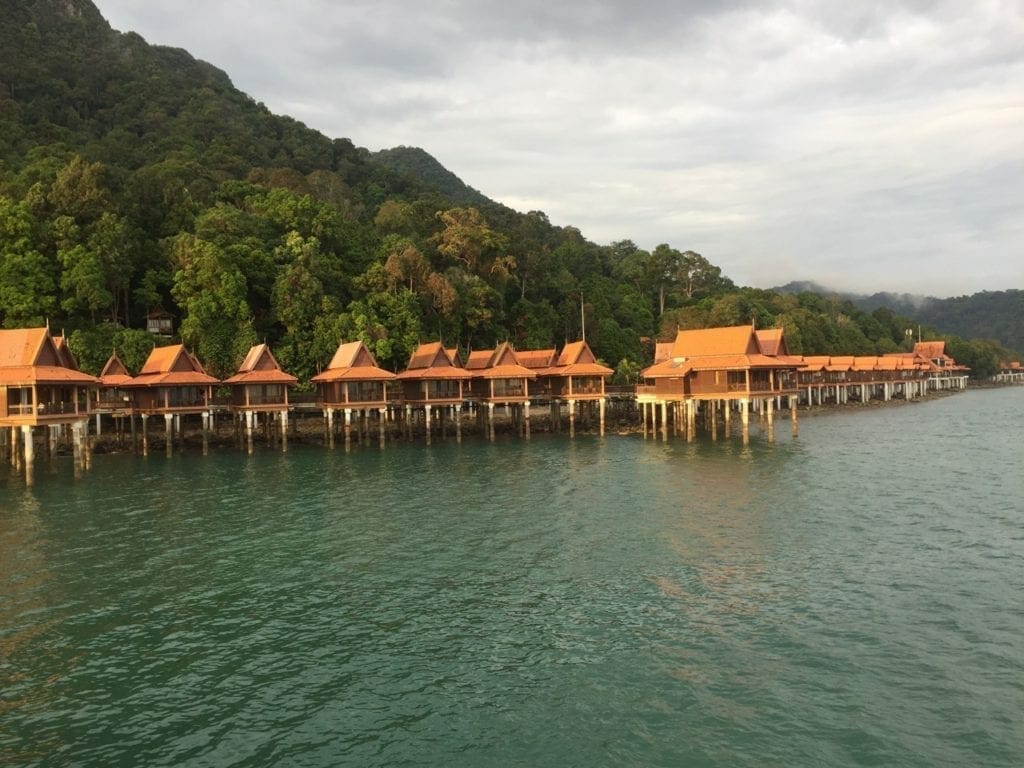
left=639, top=324, right=800, bottom=441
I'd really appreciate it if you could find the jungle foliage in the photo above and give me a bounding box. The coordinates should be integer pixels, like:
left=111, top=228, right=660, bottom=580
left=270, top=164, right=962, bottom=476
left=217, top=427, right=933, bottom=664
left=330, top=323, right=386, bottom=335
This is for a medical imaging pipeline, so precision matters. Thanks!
left=0, top=0, right=1017, bottom=384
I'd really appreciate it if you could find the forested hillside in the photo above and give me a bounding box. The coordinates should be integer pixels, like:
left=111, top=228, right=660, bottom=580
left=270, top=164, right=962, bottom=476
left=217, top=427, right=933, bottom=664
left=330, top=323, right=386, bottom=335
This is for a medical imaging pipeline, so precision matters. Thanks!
left=1, top=0, right=1017, bottom=383
left=372, top=147, right=492, bottom=207
left=775, top=282, right=1024, bottom=354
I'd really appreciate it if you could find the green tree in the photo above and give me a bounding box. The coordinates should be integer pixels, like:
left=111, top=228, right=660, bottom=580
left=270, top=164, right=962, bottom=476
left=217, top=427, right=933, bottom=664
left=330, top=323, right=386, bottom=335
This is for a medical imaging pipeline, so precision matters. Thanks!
left=169, top=233, right=256, bottom=378
left=47, top=155, right=110, bottom=224
left=0, top=195, right=56, bottom=326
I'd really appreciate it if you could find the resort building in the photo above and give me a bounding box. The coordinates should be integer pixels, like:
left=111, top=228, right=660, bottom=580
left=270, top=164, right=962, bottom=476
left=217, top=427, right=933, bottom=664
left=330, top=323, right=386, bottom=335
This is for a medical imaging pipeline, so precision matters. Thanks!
left=540, top=340, right=613, bottom=436
left=0, top=327, right=99, bottom=483
left=994, top=361, right=1023, bottom=384
left=94, top=353, right=136, bottom=444
left=126, top=343, right=219, bottom=456
left=639, top=324, right=800, bottom=441
left=224, top=343, right=298, bottom=453
left=466, top=341, right=537, bottom=439
left=396, top=341, right=471, bottom=444
left=311, top=340, right=396, bottom=449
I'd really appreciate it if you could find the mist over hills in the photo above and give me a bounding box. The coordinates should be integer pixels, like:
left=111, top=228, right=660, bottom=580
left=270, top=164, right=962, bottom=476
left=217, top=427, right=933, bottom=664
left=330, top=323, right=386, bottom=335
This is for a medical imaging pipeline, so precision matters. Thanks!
left=774, top=282, right=1023, bottom=355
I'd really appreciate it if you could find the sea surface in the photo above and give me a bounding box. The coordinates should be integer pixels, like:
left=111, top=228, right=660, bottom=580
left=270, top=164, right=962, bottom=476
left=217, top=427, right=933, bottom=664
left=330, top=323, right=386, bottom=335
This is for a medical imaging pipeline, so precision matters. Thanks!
left=2, top=388, right=1023, bottom=767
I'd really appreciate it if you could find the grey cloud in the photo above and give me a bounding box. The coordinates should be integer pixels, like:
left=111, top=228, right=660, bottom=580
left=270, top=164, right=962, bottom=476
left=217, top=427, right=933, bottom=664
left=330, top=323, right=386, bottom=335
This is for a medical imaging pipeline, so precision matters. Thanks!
left=95, top=0, right=1024, bottom=296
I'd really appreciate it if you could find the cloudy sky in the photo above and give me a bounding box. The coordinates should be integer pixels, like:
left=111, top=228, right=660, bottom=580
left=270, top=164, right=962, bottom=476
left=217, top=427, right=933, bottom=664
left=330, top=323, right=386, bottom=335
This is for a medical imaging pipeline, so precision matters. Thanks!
left=95, top=0, right=1023, bottom=297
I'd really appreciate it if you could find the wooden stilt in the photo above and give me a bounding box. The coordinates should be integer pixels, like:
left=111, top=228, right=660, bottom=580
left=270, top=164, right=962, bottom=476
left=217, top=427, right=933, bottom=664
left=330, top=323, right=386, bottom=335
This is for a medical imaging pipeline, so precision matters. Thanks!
left=23, top=425, right=34, bottom=487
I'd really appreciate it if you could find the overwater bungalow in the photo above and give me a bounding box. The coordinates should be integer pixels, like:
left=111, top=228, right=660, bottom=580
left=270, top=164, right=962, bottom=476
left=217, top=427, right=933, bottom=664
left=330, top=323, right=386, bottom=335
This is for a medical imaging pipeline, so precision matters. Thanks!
left=126, top=343, right=219, bottom=456
left=224, top=343, right=297, bottom=453
left=466, top=341, right=537, bottom=439
left=994, top=360, right=1023, bottom=384
left=910, top=341, right=970, bottom=390
left=639, top=324, right=799, bottom=441
left=0, top=327, right=99, bottom=482
left=395, top=341, right=471, bottom=444
left=311, top=340, right=396, bottom=449
left=94, top=353, right=135, bottom=442
left=541, top=340, right=613, bottom=436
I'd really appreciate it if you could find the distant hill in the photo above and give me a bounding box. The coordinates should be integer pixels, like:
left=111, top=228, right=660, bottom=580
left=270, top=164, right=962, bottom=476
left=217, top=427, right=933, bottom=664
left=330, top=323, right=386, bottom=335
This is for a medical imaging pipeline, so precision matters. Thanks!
left=372, top=146, right=492, bottom=207
left=774, top=282, right=1024, bottom=354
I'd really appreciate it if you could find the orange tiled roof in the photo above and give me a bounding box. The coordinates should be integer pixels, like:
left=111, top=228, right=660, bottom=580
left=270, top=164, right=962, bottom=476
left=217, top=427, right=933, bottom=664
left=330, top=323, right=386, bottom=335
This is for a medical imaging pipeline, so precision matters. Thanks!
left=755, top=328, right=786, bottom=356
left=775, top=355, right=807, bottom=368
left=310, top=340, right=396, bottom=383
left=99, top=353, right=134, bottom=387
left=642, top=357, right=693, bottom=378
left=0, top=328, right=47, bottom=367
left=644, top=326, right=797, bottom=378
left=827, top=356, right=855, bottom=371
left=397, top=341, right=471, bottom=380
left=52, top=335, right=79, bottom=370
left=544, top=361, right=613, bottom=377
left=465, top=350, right=493, bottom=370
left=653, top=341, right=674, bottom=364
left=914, top=341, right=947, bottom=359
left=671, top=325, right=760, bottom=357
left=543, top=340, right=612, bottom=378
left=643, top=353, right=794, bottom=378
left=0, top=365, right=99, bottom=385
left=464, top=343, right=536, bottom=379
left=236, top=343, right=269, bottom=373
left=405, top=341, right=448, bottom=370
left=139, top=344, right=182, bottom=375
left=223, top=344, right=297, bottom=385
left=517, top=349, right=556, bottom=369
left=224, top=368, right=298, bottom=385
left=800, top=356, right=830, bottom=372
left=556, top=340, right=588, bottom=367
left=476, top=363, right=538, bottom=379
left=130, top=344, right=219, bottom=387
left=396, top=366, right=471, bottom=380
left=0, top=328, right=98, bottom=385
left=685, top=353, right=793, bottom=371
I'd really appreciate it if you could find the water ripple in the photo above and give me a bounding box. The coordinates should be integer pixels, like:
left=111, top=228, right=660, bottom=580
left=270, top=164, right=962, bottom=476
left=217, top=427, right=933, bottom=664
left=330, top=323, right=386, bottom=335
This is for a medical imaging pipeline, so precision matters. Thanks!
left=2, top=389, right=1023, bottom=767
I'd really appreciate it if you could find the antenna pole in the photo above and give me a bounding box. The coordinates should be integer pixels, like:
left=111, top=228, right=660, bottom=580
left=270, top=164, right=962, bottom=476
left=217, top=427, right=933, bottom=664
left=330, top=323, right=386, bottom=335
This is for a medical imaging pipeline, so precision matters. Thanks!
left=580, top=291, right=586, bottom=341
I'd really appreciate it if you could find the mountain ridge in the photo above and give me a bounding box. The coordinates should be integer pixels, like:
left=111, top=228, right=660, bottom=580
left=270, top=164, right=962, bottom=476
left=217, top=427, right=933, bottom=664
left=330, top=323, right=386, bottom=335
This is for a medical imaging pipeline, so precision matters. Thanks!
left=773, top=282, right=1023, bottom=353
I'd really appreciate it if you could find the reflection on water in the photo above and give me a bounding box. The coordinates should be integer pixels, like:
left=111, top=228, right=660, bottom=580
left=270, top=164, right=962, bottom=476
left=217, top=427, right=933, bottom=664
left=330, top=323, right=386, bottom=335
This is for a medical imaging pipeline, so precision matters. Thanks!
left=1, top=388, right=1023, bottom=767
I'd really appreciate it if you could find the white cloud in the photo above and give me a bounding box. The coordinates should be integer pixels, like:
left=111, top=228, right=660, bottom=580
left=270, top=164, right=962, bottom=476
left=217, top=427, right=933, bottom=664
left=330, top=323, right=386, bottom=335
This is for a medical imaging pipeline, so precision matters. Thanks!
left=95, top=0, right=1024, bottom=296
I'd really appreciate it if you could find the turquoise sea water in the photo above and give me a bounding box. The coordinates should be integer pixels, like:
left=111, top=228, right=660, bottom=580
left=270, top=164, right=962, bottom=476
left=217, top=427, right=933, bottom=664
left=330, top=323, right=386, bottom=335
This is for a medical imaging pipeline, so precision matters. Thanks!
left=2, top=388, right=1023, bottom=767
